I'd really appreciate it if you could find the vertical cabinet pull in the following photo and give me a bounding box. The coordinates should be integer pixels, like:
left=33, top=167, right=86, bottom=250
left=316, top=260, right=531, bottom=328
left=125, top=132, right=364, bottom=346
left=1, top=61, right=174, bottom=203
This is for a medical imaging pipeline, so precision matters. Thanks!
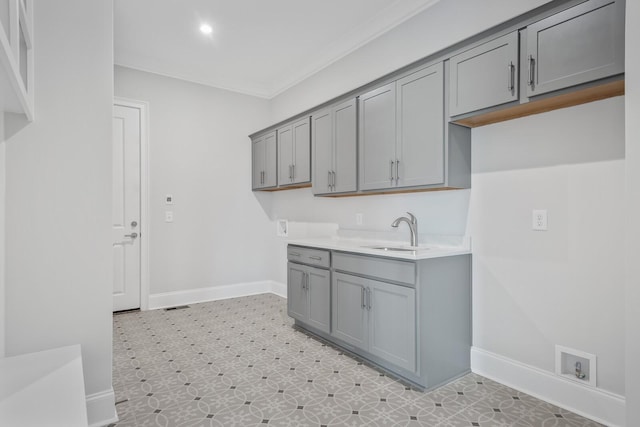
left=366, top=288, right=372, bottom=311
left=328, top=170, right=332, bottom=190
left=507, top=62, right=514, bottom=91
left=332, top=171, right=336, bottom=189
left=390, top=160, right=395, bottom=183
left=395, top=160, right=400, bottom=181
left=361, top=287, right=366, bottom=309
left=528, top=55, right=535, bottom=87
left=292, top=164, right=295, bottom=180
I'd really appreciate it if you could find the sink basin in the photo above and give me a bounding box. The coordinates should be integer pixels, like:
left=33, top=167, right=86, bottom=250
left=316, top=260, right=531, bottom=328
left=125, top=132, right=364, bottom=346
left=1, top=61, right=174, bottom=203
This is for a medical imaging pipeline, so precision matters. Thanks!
left=363, top=245, right=428, bottom=252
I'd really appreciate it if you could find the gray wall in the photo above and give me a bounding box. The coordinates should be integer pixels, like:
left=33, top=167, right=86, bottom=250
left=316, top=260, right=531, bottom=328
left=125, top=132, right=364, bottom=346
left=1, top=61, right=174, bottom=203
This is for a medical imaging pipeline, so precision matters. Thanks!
left=625, top=0, right=640, bottom=424
left=3, top=0, right=114, bottom=420
left=114, top=66, right=278, bottom=295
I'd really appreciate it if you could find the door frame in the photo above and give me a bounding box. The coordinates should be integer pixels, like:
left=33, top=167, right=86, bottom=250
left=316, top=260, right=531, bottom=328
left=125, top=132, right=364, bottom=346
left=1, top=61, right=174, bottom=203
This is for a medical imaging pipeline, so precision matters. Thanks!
left=114, top=97, right=150, bottom=310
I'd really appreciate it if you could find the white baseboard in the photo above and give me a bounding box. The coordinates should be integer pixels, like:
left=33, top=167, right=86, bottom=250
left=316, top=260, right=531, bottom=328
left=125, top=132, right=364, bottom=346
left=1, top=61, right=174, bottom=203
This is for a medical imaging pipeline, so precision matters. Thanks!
left=86, top=388, right=117, bottom=427
left=471, top=346, right=625, bottom=427
left=148, top=280, right=287, bottom=310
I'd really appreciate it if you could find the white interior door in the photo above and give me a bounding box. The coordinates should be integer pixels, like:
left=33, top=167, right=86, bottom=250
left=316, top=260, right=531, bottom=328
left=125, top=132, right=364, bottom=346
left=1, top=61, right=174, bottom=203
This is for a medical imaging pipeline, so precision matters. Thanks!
left=112, top=104, right=141, bottom=311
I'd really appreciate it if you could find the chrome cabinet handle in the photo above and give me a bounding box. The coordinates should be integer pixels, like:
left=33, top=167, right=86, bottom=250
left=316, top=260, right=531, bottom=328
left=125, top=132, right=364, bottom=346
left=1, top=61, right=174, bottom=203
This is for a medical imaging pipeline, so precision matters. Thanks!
left=367, top=288, right=372, bottom=310
left=292, top=164, right=295, bottom=180
left=331, top=171, right=336, bottom=189
left=125, top=232, right=138, bottom=239
left=309, top=256, right=322, bottom=261
left=390, top=160, right=395, bottom=183
left=328, top=171, right=332, bottom=189
left=507, top=62, right=514, bottom=91
left=361, top=287, right=366, bottom=309
left=304, top=273, right=308, bottom=290
left=395, top=160, right=400, bottom=181
left=528, top=55, right=535, bottom=87
left=289, top=252, right=301, bottom=257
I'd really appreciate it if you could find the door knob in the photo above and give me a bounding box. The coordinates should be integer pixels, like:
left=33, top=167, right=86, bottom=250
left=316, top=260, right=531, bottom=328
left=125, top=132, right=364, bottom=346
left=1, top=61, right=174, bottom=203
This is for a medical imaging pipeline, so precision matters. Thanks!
left=131, top=221, right=138, bottom=227
left=124, top=232, right=138, bottom=239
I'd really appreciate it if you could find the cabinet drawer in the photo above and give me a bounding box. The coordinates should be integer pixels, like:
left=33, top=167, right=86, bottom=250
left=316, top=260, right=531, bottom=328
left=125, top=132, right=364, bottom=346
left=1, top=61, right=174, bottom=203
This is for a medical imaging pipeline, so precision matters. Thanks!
left=287, top=245, right=330, bottom=268
left=333, top=252, right=416, bottom=286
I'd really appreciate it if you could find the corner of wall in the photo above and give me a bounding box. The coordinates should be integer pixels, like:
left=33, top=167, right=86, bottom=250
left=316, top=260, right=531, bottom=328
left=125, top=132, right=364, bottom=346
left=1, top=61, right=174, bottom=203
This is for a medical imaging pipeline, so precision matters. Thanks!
left=0, top=113, right=5, bottom=358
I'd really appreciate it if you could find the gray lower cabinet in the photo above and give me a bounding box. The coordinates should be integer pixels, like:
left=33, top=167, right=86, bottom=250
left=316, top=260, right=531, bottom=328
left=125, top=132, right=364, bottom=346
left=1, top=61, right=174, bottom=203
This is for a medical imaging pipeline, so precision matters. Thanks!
left=525, top=0, right=624, bottom=97
left=290, top=244, right=471, bottom=390
left=312, top=98, right=357, bottom=195
left=287, top=258, right=330, bottom=334
left=278, top=117, right=310, bottom=187
left=360, top=62, right=447, bottom=192
left=251, top=131, right=277, bottom=190
left=332, top=272, right=416, bottom=373
left=449, top=31, right=519, bottom=117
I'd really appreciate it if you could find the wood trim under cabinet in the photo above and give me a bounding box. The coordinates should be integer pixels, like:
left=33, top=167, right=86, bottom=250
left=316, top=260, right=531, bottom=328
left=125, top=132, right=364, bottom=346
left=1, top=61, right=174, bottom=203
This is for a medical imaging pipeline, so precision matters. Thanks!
left=452, top=79, right=625, bottom=128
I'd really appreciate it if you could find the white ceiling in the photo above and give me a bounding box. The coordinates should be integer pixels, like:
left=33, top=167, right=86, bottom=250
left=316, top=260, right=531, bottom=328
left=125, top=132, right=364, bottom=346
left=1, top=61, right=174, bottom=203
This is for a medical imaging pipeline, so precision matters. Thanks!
left=114, top=0, right=440, bottom=98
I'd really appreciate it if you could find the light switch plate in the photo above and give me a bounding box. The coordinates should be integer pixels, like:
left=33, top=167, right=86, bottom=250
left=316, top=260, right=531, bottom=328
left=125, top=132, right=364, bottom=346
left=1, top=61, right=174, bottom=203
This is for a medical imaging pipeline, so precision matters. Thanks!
left=532, top=209, right=548, bottom=231
left=165, top=211, right=174, bottom=223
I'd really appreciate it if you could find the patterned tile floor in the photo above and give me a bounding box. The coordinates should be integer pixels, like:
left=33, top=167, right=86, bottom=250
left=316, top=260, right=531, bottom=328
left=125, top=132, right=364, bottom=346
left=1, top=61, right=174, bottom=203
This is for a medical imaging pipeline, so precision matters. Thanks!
left=111, top=294, right=602, bottom=427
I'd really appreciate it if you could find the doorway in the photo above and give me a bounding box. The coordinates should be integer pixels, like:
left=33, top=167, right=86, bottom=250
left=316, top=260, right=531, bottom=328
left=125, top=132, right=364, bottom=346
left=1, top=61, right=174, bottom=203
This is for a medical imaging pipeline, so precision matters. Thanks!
left=112, top=98, right=149, bottom=311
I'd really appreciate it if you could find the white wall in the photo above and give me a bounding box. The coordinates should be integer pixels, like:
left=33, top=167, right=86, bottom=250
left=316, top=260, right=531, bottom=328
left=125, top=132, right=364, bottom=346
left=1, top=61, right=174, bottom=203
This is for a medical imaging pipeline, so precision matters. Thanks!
left=267, top=0, right=626, bottom=406
left=471, top=97, right=625, bottom=395
left=114, top=66, right=276, bottom=295
left=0, top=114, right=5, bottom=358
left=625, top=0, right=640, bottom=424
left=4, top=1, right=115, bottom=425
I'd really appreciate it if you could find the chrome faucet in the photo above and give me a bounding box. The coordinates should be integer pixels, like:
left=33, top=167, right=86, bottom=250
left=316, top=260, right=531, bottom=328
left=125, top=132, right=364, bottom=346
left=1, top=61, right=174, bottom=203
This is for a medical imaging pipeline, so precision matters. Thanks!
left=391, top=212, right=419, bottom=247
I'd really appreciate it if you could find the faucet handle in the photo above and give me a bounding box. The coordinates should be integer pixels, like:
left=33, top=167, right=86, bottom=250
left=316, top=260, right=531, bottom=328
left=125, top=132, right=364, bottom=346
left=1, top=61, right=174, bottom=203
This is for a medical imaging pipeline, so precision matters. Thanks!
left=406, top=212, right=417, bottom=223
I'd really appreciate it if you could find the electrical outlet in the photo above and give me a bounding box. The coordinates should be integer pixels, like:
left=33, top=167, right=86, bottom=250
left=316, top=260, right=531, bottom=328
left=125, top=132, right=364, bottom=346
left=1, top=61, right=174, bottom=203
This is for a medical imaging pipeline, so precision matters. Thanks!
left=532, top=209, right=547, bottom=231
left=165, top=211, right=174, bottom=223
left=355, top=213, right=363, bottom=226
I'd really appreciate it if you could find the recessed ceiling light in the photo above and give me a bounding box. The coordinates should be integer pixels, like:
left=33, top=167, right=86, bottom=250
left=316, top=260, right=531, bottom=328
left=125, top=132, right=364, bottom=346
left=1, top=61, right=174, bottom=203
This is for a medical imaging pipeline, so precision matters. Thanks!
left=200, top=24, right=213, bottom=35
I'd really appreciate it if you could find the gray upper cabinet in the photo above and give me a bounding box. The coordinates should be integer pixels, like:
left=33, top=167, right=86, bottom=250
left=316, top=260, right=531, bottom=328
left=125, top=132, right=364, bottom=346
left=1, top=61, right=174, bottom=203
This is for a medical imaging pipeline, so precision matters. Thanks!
left=251, top=131, right=277, bottom=190
left=360, top=62, right=445, bottom=192
left=359, top=83, right=396, bottom=191
left=312, top=98, right=357, bottom=195
left=396, top=63, right=445, bottom=188
left=525, top=0, right=624, bottom=97
left=277, top=117, right=311, bottom=187
left=449, top=32, right=519, bottom=117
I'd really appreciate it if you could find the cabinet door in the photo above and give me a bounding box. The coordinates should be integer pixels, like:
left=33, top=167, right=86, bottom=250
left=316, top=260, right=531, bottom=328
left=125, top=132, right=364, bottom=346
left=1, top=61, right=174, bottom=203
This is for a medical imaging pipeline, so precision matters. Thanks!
left=525, top=0, right=624, bottom=97
left=292, top=118, right=311, bottom=184
left=397, top=63, right=445, bottom=188
left=333, top=98, right=357, bottom=194
left=312, top=109, right=333, bottom=195
left=306, top=265, right=330, bottom=334
left=359, top=83, right=396, bottom=191
left=287, top=263, right=308, bottom=322
left=449, top=32, right=519, bottom=116
left=263, top=131, right=277, bottom=188
left=277, top=125, right=293, bottom=185
left=331, top=272, right=368, bottom=350
left=368, top=280, right=416, bottom=373
left=251, top=136, right=264, bottom=189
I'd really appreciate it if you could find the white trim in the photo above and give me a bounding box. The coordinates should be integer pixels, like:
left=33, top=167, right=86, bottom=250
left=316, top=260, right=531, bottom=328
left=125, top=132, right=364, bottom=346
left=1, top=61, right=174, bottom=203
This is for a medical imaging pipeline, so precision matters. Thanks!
left=471, top=346, right=625, bottom=427
left=148, top=281, right=287, bottom=310
left=85, top=388, right=117, bottom=427
left=113, top=97, right=150, bottom=311
left=555, top=344, right=597, bottom=388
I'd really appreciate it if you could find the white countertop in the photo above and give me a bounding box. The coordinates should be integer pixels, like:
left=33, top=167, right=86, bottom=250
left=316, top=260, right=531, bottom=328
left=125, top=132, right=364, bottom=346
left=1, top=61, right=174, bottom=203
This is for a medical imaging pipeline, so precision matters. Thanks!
left=287, top=236, right=471, bottom=260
